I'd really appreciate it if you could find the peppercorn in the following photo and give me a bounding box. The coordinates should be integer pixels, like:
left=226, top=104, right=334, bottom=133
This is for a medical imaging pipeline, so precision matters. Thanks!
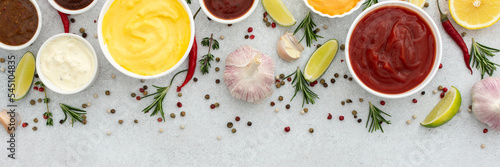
left=215, top=57, right=221, bottom=62
left=30, top=100, right=36, bottom=105
left=421, top=91, right=426, bottom=95
left=330, top=79, right=336, bottom=84
left=278, top=96, right=284, bottom=101
left=357, top=119, right=362, bottom=123
left=181, top=111, right=186, bottom=117
left=205, top=94, right=210, bottom=99
left=70, top=18, right=75, bottom=23
left=32, top=126, right=37, bottom=131
left=320, top=79, right=325, bottom=84
left=215, top=67, right=220, bottom=72
left=207, top=17, right=211, bottom=20
left=323, top=83, right=328, bottom=87
left=316, top=44, right=322, bottom=49
left=341, top=101, right=345, bottom=105
left=232, top=128, right=237, bottom=133
left=461, top=32, right=467, bottom=37
left=245, top=35, right=249, bottom=39
left=157, top=118, right=163, bottom=122
left=82, top=104, right=87, bottom=108
left=210, top=104, right=216, bottom=109
left=220, top=35, right=225, bottom=40
left=118, top=120, right=123, bottom=124
left=270, top=101, right=275, bottom=106
left=170, top=113, right=176, bottom=118
left=344, top=75, right=348, bottom=79
left=339, top=116, right=344, bottom=121
left=346, top=99, right=352, bottom=103
left=348, top=77, right=353, bottom=81
left=193, top=78, right=198, bottom=82
left=304, top=108, right=308, bottom=113
left=228, top=24, right=232, bottom=27
left=216, top=79, right=220, bottom=84
left=359, top=98, right=364, bottom=102
left=276, top=83, right=281, bottom=88
left=469, top=105, right=472, bottom=109
left=263, top=17, right=268, bottom=22
left=352, top=110, right=357, bottom=115
left=214, top=102, right=220, bottom=107
left=111, top=109, right=116, bottom=114
left=79, top=28, right=85, bottom=33
left=82, top=120, right=87, bottom=125
left=105, top=90, right=110, bottom=95
left=140, top=79, right=145, bottom=83
left=134, top=119, right=138, bottom=123
left=33, top=118, right=38, bottom=123
left=266, top=22, right=271, bottom=27
left=286, top=104, right=290, bottom=109
left=340, top=44, right=345, bottom=50
left=227, top=122, right=233, bottom=128
left=438, top=86, right=443, bottom=90
left=82, top=33, right=87, bottom=38
left=235, top=116, right=240, bottom=121
left=424, top=2, right=429, bottom=7
left=380, top=101, right=386, bottom=105
left=177, top=102, right=182, bottom=108
left=247, top=121, right=252, bottom=126
left=354, top=115, right=358, bottom=119
left=279, top=74, right=285, bottom=79
left=280, top=81, right=285, bottom=85
left=334, top=73, right=339, bottom=78
left=284, top=126, right=290, bottom=132
left=309, top=128, right=314, bottom=133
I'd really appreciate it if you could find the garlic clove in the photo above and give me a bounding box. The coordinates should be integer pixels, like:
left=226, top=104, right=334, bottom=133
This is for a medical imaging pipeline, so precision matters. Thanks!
left=224, top=45, right=275, bottom=103
left=471, top=77, right=500, bottom=131
left=277, top=32, right=304, bottom=62
left=0, top=109, right=19, bottom=134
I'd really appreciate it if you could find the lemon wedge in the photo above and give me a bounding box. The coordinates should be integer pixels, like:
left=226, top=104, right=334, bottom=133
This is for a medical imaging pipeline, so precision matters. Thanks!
left=13, top=51, right=36, bottom=101
left=303, top=39, right=338, bottom=82
left=409, top=0, right=426, bottom=8
left=449, top=0, right=500, bottom=29
left=262, top=0, right=296, bottom=27
left=421, top=86, right=462, bottom=128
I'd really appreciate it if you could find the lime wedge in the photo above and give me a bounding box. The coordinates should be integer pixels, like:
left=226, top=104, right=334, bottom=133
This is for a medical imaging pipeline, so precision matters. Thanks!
left=13, top=51, right=36, bottom=101
left=421, top=86, right=462, bottom=127
left=303, top=39, right=338, bottom=82
left=262, top=0, right=296, bottom=27
left=408, top=0, right=426, bottom=8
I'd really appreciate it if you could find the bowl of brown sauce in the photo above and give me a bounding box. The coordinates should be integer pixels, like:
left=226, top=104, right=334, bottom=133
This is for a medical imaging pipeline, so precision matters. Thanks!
left=200, top=0, right=259, bottom=24
left=48, top=0, right=98, bottom=15
left=0, top=0, right=42, bottom=51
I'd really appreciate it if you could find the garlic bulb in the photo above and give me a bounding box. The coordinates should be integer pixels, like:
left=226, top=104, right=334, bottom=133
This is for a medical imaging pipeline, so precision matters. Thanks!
left=224, top=45, right=275, bottom=103
left=277, top=32, right=304, bottom=62
left=0, top=109, right=20, bottom=134
left=471, top=77, right=500, bottom=131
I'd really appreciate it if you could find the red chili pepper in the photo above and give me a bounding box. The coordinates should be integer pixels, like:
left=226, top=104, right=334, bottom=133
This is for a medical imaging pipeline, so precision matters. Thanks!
left=57, top=11, right=69, bottom=33
left=437, top=0, right=472, bottom=74
left=177, top=37, right=197, bottom=92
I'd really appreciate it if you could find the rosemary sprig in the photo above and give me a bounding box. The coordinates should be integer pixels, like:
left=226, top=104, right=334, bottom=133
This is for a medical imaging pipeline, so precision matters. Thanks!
left=35, top=81, right=52, bottom=126
left=366, top=102, right=391, bottom=133
left=285, top=67, right=319, bottom=107
left=200, top=34, right=219, bottom=74
left=470, top=38, right=500, bottom=79
left=141, top=69, right=187, bottom=121
left=59, top=103, right=87, bottom=127
left=293, top=12, right=322, bottom=47
left=362, top=0, right=378, bottom=10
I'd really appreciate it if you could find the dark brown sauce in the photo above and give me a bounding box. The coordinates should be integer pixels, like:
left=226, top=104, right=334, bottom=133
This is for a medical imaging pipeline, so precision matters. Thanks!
left=55, top=0, right=93, bottom=10
left=204, top=0, right=254, bottom=20
left=0, top=0, right=38, bottom=46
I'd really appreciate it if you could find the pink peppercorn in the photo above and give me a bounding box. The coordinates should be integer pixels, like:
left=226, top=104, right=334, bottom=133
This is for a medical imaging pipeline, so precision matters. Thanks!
left=157, top=118, right=162, bottom=122
left=439, top=63, right=443, bottom=69
left=380, top=101, right=386, bottom=105
left=139, top=88, right=145, bottom=93
left=284, top=126, right=290, bottom=132
left=136, top=96, right=141, bottom=101
left=339, top=116, right=344, bottom=121
left=327, top=113, right=332, bottom=120
left=309, top=82, right=315, bottom=87
left=440, top=92, right=445, bottom=98
left=483, top=128, right=488, bottom=133
left=39, top=87, right=44, bottom=92
left=412, top=99, right=418, bottom=103
left=235, top=116, right=240, bottom=121
left=263, top=12, right=267, bottom=18
left=287, top=77, right=291, bottom=82
left=271, top=22, right=276, bottom=28
left=177, top=102, right=182, bottom=108
left=250, top=35, right=255, bottom=39
left=443, top=87, right=448, bottom=92
left=22, top=122, right=28, bottom=127
left=34, top=86, right=38, bottom=91
left=248, top=27, right=253, bottom=33
left=210, top=104, right=215, bottom=109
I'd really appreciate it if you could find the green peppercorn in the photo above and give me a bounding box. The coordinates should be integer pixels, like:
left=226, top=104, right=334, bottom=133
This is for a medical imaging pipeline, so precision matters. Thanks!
left=134, top=119, right=138, bottom=123
left=304, top=108, right=308, bottom=113
left=278, top=96, right=284, bottom=101
left=309, top=128, right=314, bottom=133
left=276, top=83, right=281, bottom=88
left=216, top=57, right=220, bottom=62
left=118, top=120, right=123, bottom=124
left=205, top=94, right=210, bottom=99
left=340, top=44, right=345, bottom=50
left=461, top=32, right=467, bottom=37
left=227, top=122, right=233, bottom=128
left=341, top=101, right=345, bottom=105
left=280, top=81, right=285, bottom=85
left=170, top=113, right=176, bottom=118
left=178, top=93, right=182, bottom=97
left=263, top=17, right=268, bottom=22
left=215, top=67, right=220, bottom=72
left=143, top=91, right=148, bottom=96
left=346, top=99, right=352, bottom=103
left=38, top=98, right=42, bottom=103
left=33, top=118, right=38, bottom=123
left=82, top=120, right=87, bottom=125
left=30, top=100, right=35, bottom=105
left=82, top=104, right=87, bottom=108
left=424, top=2, right=429, bottom=7
left=352, top=110, right=358, bottom=115
left=32, top=126, right=37, bottom=131
left=359, top=98, right=364, bottom=102
left=266, top=22, right=271, bottom=27
left=214, top=103, right=220, bottom=107
left=79, top=28, right=85, bottom=33
left=105, top=90, right=111, bottom=95
left=320, top=79, right=325, bottom=84
left=279, top=74, right=285, bottom=79
left=181, top=111, right=186, bottom=117
left=232, top=128, right=237, bottom=133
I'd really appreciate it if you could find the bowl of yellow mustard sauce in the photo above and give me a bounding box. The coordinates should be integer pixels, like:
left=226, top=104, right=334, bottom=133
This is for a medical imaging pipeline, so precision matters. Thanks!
left=304, top=0, right=366, bottom=18
left=98, top=0, right=194, bottom=79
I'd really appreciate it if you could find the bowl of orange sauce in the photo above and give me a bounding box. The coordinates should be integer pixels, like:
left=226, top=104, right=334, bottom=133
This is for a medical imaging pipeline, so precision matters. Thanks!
left=304, top=0, right=365, bottom=18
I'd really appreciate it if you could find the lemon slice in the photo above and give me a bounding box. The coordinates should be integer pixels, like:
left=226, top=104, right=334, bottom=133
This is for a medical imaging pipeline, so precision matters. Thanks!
left=409, top=0, right=426, bottom=8
left=303, top=39, right=338, bottom=82
left=421, top=86, right=462, bottom=128
left=262, top=0, right=296, bottom=27
left=449, top=0, right=500, bottom=29
left=13, top=51, right=36, bottom=101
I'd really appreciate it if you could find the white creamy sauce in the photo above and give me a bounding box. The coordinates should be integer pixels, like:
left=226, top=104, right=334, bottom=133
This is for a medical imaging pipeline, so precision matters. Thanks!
left=40, top=36, right=95, bottom=92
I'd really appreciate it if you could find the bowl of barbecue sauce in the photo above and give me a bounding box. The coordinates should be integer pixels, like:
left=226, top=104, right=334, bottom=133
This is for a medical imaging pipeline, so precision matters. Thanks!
left=48, top=0, right=98, bottom=15
left=200, top=0, right=259, bottom=24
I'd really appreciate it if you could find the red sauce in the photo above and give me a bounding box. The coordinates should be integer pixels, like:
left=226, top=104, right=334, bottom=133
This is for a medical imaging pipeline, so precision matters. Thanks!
left=204, top=0, right=254, bottom=20
left=349, top=6, right=436, bottom=94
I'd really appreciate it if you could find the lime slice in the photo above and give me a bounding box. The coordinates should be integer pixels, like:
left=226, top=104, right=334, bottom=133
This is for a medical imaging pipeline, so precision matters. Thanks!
left=13, top=51, right=36, bottom=101
left=303, top=39, right=338, bottom=82
left=421, top=86, right=462, bottom=127
left=408, top=0, right=426, bottom=8
left=262, top=0, right=296, bottom=27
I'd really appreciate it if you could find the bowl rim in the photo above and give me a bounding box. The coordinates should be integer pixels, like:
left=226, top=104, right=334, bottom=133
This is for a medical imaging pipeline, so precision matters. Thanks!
left=344, top=1, right=443, bottom=99
left=36, top=33, right=99, bottom=95
left=98, top=0, right=195, bottom=79
left=199, top=0, right=260, bottom=24
left=47, top=0, right=99, bottom=15
left=0, top=0, right=42, bottom=51
left=303, top=0, right=366, bottom=18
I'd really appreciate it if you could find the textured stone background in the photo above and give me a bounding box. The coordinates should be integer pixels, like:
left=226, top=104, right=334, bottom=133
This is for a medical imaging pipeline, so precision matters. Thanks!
left=1, top=0, right=499, bottom=166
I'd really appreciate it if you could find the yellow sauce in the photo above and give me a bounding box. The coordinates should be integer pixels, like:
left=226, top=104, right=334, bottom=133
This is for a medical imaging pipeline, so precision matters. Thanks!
left=102, top=0, right=191, bottom=76
left=307, top=0, right=361, bottom=16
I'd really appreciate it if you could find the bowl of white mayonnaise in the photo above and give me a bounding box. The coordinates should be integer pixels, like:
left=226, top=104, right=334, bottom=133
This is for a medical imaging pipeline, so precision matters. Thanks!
left=36, top=33, right=98, bottom=94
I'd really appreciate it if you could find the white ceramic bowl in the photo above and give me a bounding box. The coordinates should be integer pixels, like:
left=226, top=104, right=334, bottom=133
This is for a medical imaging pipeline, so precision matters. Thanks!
left=36, top=33, right=99, bottom=94
left=200, top=0, right=259, bottom=24
left=304, top=0, right=365, bottom=18
left=48, top=0, right=98, bottom=15
left=345, top=1, right=442, bottom=99
left=0, top=0, right=42, bottom=51
left=98, top=0, right=195, bottom=79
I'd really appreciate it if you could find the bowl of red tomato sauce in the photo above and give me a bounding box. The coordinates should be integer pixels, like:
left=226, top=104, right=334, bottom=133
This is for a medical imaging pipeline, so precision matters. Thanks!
left=345, top=1, right=442, bottom=99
